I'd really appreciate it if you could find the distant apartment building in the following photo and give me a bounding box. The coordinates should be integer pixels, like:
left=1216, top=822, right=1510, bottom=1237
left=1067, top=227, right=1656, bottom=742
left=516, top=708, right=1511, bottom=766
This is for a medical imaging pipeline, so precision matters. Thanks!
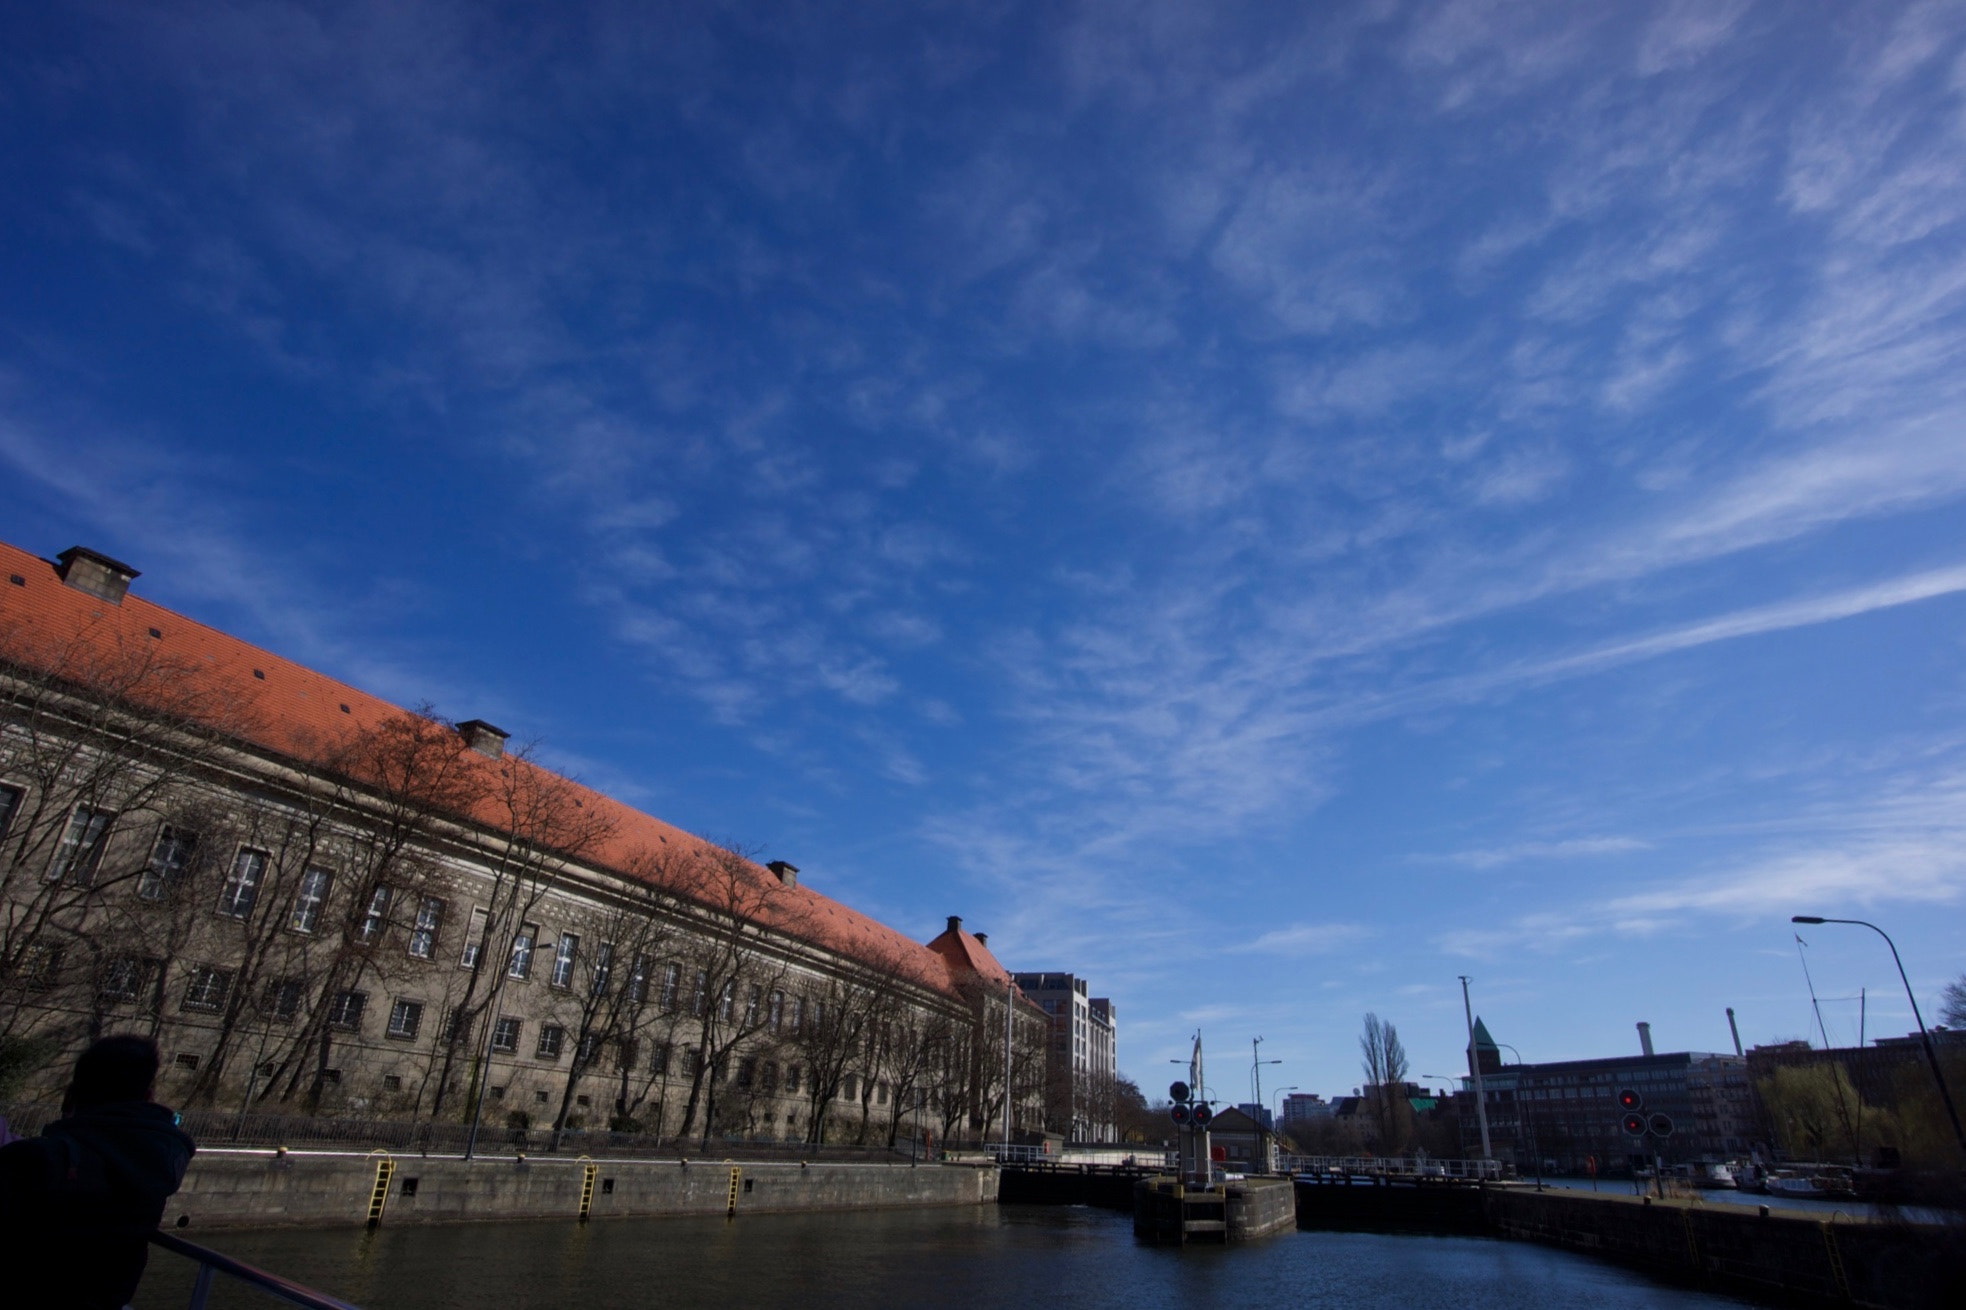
left=1011, top=972, right=1118, bottom=1142
left=1456, top=1019, right=1751, bottom=1173
left=1281, top=1092, right=1331, bottom=1126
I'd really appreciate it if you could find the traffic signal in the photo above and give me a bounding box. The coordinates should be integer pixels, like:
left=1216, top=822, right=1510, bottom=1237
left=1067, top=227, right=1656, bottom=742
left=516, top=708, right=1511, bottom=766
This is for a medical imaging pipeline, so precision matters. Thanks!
left=1649, top=1113, right=1674, bottom=1138
left=1170, top=1103, right=1191, bottom=1126
left=1618, top=1087, right=1646, bottom=1137
left=1192, top=1102, right=1214, bottom=1128
left=1170, top=1081, right=1191, bottom=1104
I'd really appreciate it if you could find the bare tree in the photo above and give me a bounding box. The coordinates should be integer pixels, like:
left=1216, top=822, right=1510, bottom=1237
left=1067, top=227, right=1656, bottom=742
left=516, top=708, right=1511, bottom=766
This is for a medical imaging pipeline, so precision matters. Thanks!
left=1942, top=973, right=1966, bottom=1029
left=1360, top=1012, right=1412, bottom=1152
left=430, top=745, right=616, bottom=1124
left=0, top=619, right=246, bottom=1065
left=540, top=858, right=677, bottom=1149
left=665, top=842, right=797, bottom=1149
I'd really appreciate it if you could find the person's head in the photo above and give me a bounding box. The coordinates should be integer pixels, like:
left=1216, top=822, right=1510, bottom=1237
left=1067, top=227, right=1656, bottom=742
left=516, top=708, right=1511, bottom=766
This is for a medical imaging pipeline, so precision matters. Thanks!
left=63, top=1035, right=159, bottom=1112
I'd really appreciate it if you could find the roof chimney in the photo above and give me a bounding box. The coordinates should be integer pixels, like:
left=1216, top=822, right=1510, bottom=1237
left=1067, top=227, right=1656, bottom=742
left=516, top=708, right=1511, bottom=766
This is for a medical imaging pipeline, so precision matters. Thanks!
left=974, top=932, right=988, bottom=947
left=457, top=720, right=509, bottom=759
left=1637, top=1021, right=1655, bottom=1057
left=55, top=547, right=139, bottom=604
left=946, top=915, right=962, bottom=935
left=767, top=860, right=799, bottom=888
left=1726, top=1007, right=1744, bottom=1058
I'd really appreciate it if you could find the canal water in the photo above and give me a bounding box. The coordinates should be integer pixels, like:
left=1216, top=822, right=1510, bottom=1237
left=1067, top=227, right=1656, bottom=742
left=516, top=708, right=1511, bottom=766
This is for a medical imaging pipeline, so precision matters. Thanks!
left=136, top=1204, right=1754, bottom=1309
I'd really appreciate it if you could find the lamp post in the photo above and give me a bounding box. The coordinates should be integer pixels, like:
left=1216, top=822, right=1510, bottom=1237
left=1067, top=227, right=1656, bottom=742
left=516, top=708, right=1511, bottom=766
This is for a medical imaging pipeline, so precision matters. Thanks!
left=1494, top=1041, right=1542, bottom=1188
left=1791, top=916, right=1966, bottom=1157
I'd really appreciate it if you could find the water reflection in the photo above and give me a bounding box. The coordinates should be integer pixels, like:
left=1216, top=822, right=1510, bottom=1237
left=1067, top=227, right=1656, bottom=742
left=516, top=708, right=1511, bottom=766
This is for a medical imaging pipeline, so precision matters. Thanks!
left=139, top=1204, right=1751, bottom=1310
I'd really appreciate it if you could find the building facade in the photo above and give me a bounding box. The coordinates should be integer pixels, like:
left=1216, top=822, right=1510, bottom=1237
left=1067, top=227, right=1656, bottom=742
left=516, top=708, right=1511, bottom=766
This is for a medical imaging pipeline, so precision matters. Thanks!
left=0, top=540, right=1048, bottom=1147
left=1456, top=1019, right=1751, bottom=1173
left=1010, top=971, right=1118, bottom=1142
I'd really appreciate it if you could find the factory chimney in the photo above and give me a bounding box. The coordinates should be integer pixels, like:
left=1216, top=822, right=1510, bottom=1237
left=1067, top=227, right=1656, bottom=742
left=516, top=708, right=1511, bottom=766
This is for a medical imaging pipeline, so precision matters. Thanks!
left=1726, top=1008, right=1744, bottom=1057
left=1637, top=1021, right=1655, bottom=1057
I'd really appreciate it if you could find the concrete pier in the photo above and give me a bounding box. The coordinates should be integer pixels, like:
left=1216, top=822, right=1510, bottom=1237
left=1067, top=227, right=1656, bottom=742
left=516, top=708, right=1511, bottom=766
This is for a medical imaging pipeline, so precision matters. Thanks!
left=1132, top=1176, right=1294, bottom=1245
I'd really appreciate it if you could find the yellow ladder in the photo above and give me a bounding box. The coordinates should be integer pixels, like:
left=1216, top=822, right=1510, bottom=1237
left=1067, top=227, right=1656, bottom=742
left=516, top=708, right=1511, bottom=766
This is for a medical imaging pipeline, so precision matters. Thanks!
left=726, top=1166, right=742, bottom=1217
left=366, top=1154, right=395, bottom=1228
left=579, top=1160, right=599, bottom=1221
left=1821, top=1222, right=1852, bottom=1301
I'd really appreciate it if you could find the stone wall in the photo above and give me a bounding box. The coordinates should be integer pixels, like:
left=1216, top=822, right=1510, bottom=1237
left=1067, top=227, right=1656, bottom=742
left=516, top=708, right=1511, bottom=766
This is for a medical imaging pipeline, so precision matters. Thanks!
left=166, top=1149, right=998, bottom=1230
left=1483, top=1188, right=1962, bottom=1310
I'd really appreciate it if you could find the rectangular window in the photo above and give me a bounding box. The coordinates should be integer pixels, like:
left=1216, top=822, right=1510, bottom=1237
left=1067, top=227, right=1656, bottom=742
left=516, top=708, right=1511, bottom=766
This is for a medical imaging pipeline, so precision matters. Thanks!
left=356, top=885, right=393, bottom=944
left=761, top=1061, right=778, bottom=1093
left=100, top=955, right=154, bottom=1003
left=460, top=907, right=489, bottom=968
left=408, top=897, right=444, bottom=960
left=550, top=932, right=578, bottom=988
left=616, top=1040, right=638, bottom=1073
left=442, top=1007, right=472, bottom=1047
left=387, top=999, right=424, bottom=1040
left=660, top=963, right=681, bottom=1012
left=718, top=980, right=735, bottom=1023
left=264, top=977, right=303, bottom=1023
left=786, top=1065, right=801, bottom=1094
left=49, top=806, right=115, bottom=886
left=327, top=990, right=367, bottom=1030
left=627, top=954, right=650, bottom=1003
left=490, top=1016, right=522, bottom=1054
left=683, top=1046, right=701, bottom=1077
left=536, top=1024, right=565, bottom=1060
left=139, top=825, right=197, bottom=900
left=21, top=943, right=64, bottom=991
left=651, top=1042, right=671, bottom=1076
left=736, top=1057, right=756, bottom=1088
left=690, top=970, right=708, bottom=1017
left=508, top=924, right=538, bottom=980
left=576, top=1033, right=601, bottom=1066
left=743, top=985, right=760, bottom=1027
left=768, top=990, right=784, bottom=1032
left=590, top=942, right=613, bottom=997
left=0, top=783, right=21, bottom=841
left=289, top=867, right=332, bottom=934
left=182, top=966, right=233, bottom=1012
left=217, top=848, right=268, bottom=918
left=791, top=996, right=805, bottom=1033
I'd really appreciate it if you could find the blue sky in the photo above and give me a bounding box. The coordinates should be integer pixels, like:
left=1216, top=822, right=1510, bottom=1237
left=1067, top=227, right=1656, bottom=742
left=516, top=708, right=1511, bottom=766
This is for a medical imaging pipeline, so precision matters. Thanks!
left=4, top=0, right=1965, bottom=1105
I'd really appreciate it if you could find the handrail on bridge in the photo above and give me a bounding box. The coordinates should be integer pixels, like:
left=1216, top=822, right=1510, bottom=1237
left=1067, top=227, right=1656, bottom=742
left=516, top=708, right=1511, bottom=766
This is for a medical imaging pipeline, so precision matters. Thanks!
left=1281, top=1153, right=1503, bottom=1181
left=149, top=1230, right=363, bottom=1310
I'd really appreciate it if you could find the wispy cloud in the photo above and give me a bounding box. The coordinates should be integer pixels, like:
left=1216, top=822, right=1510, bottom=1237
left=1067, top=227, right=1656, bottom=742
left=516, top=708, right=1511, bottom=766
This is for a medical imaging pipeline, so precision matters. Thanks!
left=1233, top=922, right=1374, bottom=956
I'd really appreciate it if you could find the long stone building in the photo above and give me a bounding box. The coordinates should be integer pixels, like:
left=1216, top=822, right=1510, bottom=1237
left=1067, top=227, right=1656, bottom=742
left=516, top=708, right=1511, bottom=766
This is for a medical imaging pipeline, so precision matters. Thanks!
left=0, top=539, right=1046, bottom=1147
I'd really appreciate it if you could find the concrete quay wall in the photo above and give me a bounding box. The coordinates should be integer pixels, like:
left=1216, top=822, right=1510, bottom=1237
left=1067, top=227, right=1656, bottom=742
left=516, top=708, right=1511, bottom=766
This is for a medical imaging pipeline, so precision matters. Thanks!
left=168, top=1150, right=999, bottom=1230
left=1484, top=1188, right=1961, bottom=1310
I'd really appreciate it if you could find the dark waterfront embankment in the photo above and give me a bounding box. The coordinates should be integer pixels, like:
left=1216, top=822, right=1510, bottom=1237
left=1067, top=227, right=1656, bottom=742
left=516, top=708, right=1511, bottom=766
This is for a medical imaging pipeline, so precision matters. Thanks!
left=1294, top=1178, right=1964, bottom=1310
left=137, top=1203, right=1754, bottom=1310
left=167, top=1149, right=996, bottom=1228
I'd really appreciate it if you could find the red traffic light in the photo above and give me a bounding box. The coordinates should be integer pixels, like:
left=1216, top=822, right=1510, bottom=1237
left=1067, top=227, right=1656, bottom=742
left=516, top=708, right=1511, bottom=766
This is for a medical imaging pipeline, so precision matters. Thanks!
left=1193, top=1102, right=1214, bottom=1127
left=1170, top=1104, right=1191, bottom=1125
left=1617, top=1088, right=1643, bottom=1110
left=1621, top=1113, right=1647, bottom=1136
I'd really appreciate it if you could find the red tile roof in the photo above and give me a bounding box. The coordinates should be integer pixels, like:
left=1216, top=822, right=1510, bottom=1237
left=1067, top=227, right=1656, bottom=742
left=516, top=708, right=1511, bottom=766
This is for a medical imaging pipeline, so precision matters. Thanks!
left=0, top=539, right=1010, bottom=1000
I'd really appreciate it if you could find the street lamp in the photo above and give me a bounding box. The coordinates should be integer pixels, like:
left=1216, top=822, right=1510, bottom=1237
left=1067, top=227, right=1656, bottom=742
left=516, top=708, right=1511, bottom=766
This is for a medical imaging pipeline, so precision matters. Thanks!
left=1792, top=916, right=1966, bottom=1157
left=1494, top=1041, right=1542, bottom=1188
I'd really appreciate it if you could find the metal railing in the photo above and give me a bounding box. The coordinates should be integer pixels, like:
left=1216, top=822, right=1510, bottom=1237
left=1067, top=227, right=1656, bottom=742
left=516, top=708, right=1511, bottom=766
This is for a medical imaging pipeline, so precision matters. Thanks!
left=149, top=1231, right=362, bottom=1310
left=1282, top=1153, right=1504, bottom=1180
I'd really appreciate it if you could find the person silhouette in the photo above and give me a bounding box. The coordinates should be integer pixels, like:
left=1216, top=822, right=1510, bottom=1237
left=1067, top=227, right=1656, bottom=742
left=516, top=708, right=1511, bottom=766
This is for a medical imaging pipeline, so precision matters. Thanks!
left=0, top=1035, right=197, bottom=1309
